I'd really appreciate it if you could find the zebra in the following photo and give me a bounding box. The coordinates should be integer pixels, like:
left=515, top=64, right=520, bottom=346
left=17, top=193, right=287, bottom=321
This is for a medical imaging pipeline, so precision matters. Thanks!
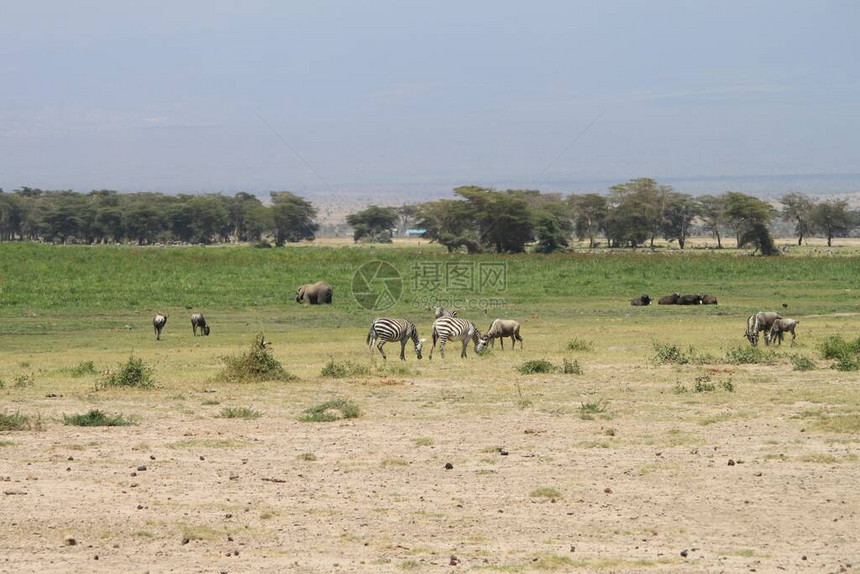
left=434, top=307, right=458, bottom=319
left=153, top=313, right=168, bottom=341
left=191, top=313, right=210, bottom=336
left=366, top=318, right=425, bottom=361
left=428, top=316, right=482, bottom=359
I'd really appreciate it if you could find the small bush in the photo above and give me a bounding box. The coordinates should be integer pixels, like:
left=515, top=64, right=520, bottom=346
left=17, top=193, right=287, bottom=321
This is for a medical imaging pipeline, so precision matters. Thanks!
left=98, top=356, right=156, bottom=389
left=832, top=356, right=860, bottom=371
left=219, top=333, right=293, bottom=383
left=819, top=335, right=860, bottom=361
left=63, top=409, right=134, bottom=427
left=566, top=338, right=594, bottom=352
left=580, top=400, right=608, bottom=414
left=13, top=373, right=35, bottom=388
left=218, top=407, right=262, bottom=419
left=562, top=359, right=582, bottom=375
left=720, top=378, right=735, bottom=392
left=673, top=382, right=688, bottom=394
left=297, top=452, right=317, bottom=461
left=791, top=355, right=817, bottom=372
left=651, top=342, right=691, bottom=365
left=693, top=375, right=715, bottom=392
left=321, top=359, right=369, bottom=378
left=70, top=361, right=97, bottom=377
left=0, top=411, right=41, bottom=431
left=725, top=345, right=776, bottom=365
left=518, top=359, right=555, bottom=374
left=300, top=399, right=361, bottom=422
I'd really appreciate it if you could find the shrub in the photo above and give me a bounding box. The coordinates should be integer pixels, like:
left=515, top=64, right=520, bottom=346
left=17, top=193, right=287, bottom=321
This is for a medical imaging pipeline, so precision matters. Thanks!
left=13, top=373, right=35, bottom=388
left=693, top=375, right=715, bottom=392
left=300, top=399, right=361, bottom=422
left=518, top=359, right=555, bottom=374
left=832, top=356, right=860, bottom=371
left=0, top=411, right=41, bottom=431
left=98, top=355, right=156, bottom=389
left=819, top=335, right=860, bottom=361
left=218, top=406, right=262, bottom=419
left=725, top=345, right=776, bottom=365
left=566, top=338, right=594, bottom=352
left=69, top=361, right=97, bottom=377
left=580, top=400, right=608, bottom=414
left=219, top=333, right=293, bottom=383
left=720, top=378, right=735, bottom=392
left=562, top=358, right=582, bottom=375
left=63, top=409, right=134, bottom=427
left=321, top=359, right=370, bottom=378
left=791, top=355, right=817, bottom=372
left=651, top=342, right=691, bottom=365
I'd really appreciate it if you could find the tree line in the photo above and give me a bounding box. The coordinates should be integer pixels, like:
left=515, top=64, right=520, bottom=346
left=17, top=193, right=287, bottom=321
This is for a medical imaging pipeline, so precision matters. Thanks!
left=347, top=179, right=860, bottom=255
left=2, top=180, right=858, bottom=253
left=0, top=188, right=317, bottom=245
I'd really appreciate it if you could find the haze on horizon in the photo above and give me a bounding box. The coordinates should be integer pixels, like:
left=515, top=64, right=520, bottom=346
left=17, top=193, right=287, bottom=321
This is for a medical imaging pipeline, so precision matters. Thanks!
left=1, top=0, right=858, bottom=198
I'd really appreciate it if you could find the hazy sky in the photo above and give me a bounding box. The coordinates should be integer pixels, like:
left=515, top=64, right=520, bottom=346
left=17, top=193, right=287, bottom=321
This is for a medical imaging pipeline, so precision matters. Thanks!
left=1, top=1, right=858, bottom=196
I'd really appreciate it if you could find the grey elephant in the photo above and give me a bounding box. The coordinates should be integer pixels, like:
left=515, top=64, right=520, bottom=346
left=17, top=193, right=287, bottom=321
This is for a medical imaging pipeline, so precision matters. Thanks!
left=296, top=281, right=333, bottom=305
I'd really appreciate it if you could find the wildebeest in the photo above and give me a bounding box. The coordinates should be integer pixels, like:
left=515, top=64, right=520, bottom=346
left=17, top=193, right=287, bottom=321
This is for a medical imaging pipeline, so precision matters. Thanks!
left=701, top=295, right=718, bottom=305
left=366, top=318, right=425, bottom=361
left=153, top=313, right=168, bottom=341
left=296, top=281, right=333, bottom=305
left=658, top=293, right=680, bottom=305
left=476, top=319, right=523, bottom=351
left=428, top=316, right=482, bottom=359
left=191, top=313, right=210, bottom=336
left=769, top=318, right=799, bottom=346
left=678, top=294, right=703, bottom=305
left=745, top=311, right=782, bottom=346
left=630, top=294, right=651, bottom=306
left=434, top=307, right=457, bottom=318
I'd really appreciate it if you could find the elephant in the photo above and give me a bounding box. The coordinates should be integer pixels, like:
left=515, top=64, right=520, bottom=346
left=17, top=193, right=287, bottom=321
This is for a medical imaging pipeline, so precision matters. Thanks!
left=296, top=281, right=333, bottom=305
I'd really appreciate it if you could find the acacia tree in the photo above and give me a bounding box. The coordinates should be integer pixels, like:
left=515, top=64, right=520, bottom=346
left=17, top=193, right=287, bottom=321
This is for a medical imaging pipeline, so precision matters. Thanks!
left=660, top=192, right=700, bottom=249
left=698, top=194, right=727, bottom=248
left=810, top=200, right=857, bottom=247
left=608, top=178, right=671, bottom=247
left=724, top=192, right=778, bottom=255
left=346, top=205, right=398, bottom=242
left=270, top=191, right=318, bottom=245
left=780, top=192, right=815, bottom=246
left=414, top=199, right=481, bottom=253
left=454, top=186, right=534, bottom=253
left=569, top=194, right=607, bottom=248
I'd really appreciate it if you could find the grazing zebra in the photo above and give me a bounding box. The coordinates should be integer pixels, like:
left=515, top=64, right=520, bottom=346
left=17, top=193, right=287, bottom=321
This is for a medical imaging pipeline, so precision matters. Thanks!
left=434, top=307, right=458, bottom=318
left=366, top=318, right=425, bottom=361
left=191, top=313, right=210, bottom=336
left=428, top=316, right=481, bottom=359
left=153, top=313, right=168, bottom=341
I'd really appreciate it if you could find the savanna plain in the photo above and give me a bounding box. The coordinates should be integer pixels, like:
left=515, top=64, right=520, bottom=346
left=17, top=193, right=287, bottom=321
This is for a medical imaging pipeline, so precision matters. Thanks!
left=1, top=241, right=858, bottom=574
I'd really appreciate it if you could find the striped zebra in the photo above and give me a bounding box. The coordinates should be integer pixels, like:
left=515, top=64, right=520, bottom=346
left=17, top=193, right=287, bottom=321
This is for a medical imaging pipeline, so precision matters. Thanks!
left=428, top=316, right=482, bottom=359
left=366, top=318, right=426, bottom=360
left=153, top=313, right=168, bottom=341
left=434, top=307, right=458, bottom=319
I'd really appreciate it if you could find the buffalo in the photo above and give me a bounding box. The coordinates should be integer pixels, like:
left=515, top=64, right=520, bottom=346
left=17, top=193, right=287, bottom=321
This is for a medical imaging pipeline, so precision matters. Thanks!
left=658, top=293, right=680, bottom=305
left=630, top=294, right=652, bottom=306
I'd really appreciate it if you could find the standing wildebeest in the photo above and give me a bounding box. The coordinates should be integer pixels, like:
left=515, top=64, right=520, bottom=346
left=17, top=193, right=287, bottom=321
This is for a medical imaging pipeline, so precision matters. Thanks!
left=769, top=318, right=799, bottom=346
left=745, top=311, right=782, bottom=346
left=153, top=313, right=168, bottom=341
left=701, top=295, right=718, bottom=305
left=434, top=307, right=457, bottom=318
left=658, top=293, right=680, bottom=305
left=296, top=281, right=333, bottom=305
left=366, top=318, right=425, bottom=361
left=476, top=319, right=523, bottom=351
left=191, top=313, right=210, bottom=336
left=630, top=294, right=652, bottom=306
left=428, top=316, right=482, bottom=359
left=678, top=294, right=703, bottom=305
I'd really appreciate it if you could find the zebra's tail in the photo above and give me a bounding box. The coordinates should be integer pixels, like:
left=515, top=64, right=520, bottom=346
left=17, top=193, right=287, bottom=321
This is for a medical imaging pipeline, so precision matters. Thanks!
left=366, top=325, right=376, bottom=346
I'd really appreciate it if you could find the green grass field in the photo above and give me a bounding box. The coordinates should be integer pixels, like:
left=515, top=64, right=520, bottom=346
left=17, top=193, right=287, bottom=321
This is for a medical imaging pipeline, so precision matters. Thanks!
left=1, top=242, right=858, bottom=572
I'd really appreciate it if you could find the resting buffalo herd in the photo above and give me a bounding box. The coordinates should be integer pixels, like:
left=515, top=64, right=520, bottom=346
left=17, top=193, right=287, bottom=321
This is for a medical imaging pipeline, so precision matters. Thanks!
left=631, top=293, right=717, bottom=306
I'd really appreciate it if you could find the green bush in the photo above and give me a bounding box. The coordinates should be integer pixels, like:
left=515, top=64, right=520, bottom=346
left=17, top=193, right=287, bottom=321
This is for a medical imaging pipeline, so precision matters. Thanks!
left=725, top=345, right=776, bottom=365
left=651, top=342, right=691, bottom=365
left=693, top=375, right=715, bottom=392
left=565, top=338, right=594, bottom=352
left=791, top=355, right=817, bottom=372
left=63, top=409, right=134, bottom=426
left=69, top=361, right=97, bottom=377
left=819, top=335, right=860, bottom=361
left=518, top=359, right=556, bottom=374
left=832, top=356, right=860, bottom=371
left=0, top=411, right=41, bottom=431
left=300, top=399, right=361, bottom=422
left=98, top=355, right=156, bottom=389
left=218, top=407, right=262, bottom=419
left=321, top=359, right=369, bottom=378
left=219, top=333, right=293, bottom=383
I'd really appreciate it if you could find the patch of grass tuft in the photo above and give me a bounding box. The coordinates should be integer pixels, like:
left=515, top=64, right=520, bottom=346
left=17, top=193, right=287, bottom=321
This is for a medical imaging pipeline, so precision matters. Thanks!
left=297, top=452, right=318, bottom=461
left=811, top=414, right=860, bottom=434
left=561, top=358, right=582, bottom=374
left=218, top=406, right=262, bottom=419
left=300, top=399, right=361, bottom=422
left=0, top=411, right=41, bottom=431
left=219, top=333, right=293, bottom=383
left=530, top=487, right=562, bottom=499
left=97, top=355, right=156, bottom=389
left=725, top=345, right=777, bottom=365
left=518, top=359, right=555, bottom=374
left=414, top=437, right=434, bottom=447
left=565, top=338, right=594, bottom=352
left=791, top=355, right=816, bottom=371
left=69, top=361, right=97, bottom=377
left=321, top=359, right=370, bottom=378
left=580, top=400, right=608, bottom=414
left=13, top=373, right=35, bottom=388
left=63, top=409, right=134, bottom=427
